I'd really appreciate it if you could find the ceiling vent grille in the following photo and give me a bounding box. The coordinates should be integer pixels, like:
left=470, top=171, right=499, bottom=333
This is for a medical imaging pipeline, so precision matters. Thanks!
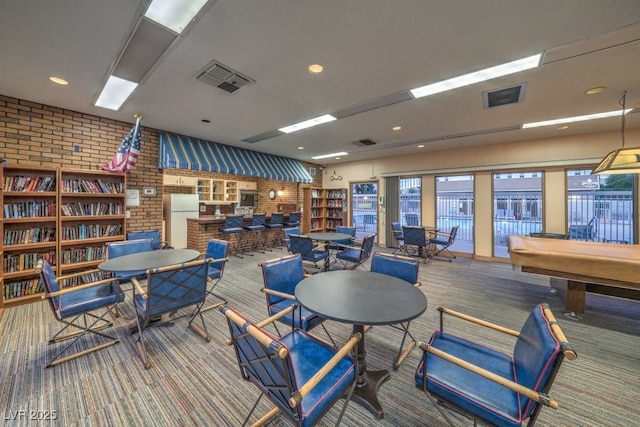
left=352, top=138, right=376, bottom=147
left=196, top=61, right=255, bottom=93
left=483, top=83, right=527, bottom=108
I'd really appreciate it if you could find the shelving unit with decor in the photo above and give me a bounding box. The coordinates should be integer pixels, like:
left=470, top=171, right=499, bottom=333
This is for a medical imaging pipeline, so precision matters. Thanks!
left=326, top=188, right=348, bottom=230
left=225, top=180, right=238, bottom=203
left=212, top=179, right=225, bottom=202
left=1, top=164, right=59, bottom=309
left=197, top=178, right=212, bottom=202
left=302, top=187, right=326, bottom=233
left=58, top=169, right=127, bottom=277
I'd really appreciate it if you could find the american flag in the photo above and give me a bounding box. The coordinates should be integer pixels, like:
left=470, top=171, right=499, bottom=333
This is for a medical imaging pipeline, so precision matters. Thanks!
left=102, top=118, right=142, bottom=173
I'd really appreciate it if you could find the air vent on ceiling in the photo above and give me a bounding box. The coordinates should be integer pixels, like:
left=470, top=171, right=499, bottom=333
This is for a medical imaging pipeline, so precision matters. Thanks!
left=352, top=138, right=376, bottom=147
left=196, top=61, right=255, bottom=93
left=483, top=83, right=527, bottom=108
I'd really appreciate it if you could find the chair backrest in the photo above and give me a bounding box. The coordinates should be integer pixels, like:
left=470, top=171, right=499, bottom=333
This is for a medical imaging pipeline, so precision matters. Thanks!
left=403, top=226, right=428, bottom=246
left=448, top=226, right=459, bottom=244
left=289, top=234, right=315, bottom=258
left=261, top=254, right=305, bottom=306
left=225, top=214, right=245, bottom=228
left=359, top=234, right=376, bottom=262
left=138, top=259, right=210, bottom=319
left=513, top=303, right=572, bottom=420
left=335, top=226, right=356, bottom=245
left=405, top=213, right=420, bottom=226
left=270, top=212, right=284, bottom=224
left=251, top=213, right=266, bottom=226
left=107, top=238, right=154, bottom=259
left=283, top=227, right=300, bottom=252
left=288, top=212, right=300, bottom=223
left=370, top=252, right=419, bottom=284
left=391, top=221, right=402, bottom=232
left=127, top=230, right=163, bottom=250
left=205, top=238, right=229, bottom=272
left=38, top=260, right=61, bottom=311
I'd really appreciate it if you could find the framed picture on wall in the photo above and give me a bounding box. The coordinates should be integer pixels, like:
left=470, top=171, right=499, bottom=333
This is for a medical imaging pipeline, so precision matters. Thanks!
left=309, top=167, right=316, bottom=176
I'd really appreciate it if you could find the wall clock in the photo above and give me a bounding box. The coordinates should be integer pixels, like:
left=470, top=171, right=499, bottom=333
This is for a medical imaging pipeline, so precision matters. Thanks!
left=268, top=189, right=276, bottom=200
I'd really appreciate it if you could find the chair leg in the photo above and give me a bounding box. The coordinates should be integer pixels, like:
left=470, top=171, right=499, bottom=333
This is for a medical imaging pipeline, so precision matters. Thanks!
left=392, top=321, right=417, bottom=370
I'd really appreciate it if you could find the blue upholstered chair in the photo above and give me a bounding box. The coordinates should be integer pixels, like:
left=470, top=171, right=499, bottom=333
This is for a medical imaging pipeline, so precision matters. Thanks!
left=221, top=304, right=361, bottom=427
left=370, top=252, right=421, bottom=369
left=219, top=214, right=248, bottom=258
left=201, top=238, right=229, bottom=311
left=284, top=211, right=301, bottom=228
left=402, top=226, right=430, bottom=263
left=260, top=253, right=335, bottom=345
left=283, top=227, right=300, bottom=254
left=105, top=238, right=154, bottom=282
left=244, top=213, right=268, bottom=253
left=289, top=234, right=329, bottom=273
left=391, top=221, right=408, bottom=255
left=334, top=233, right=376, bottom=270
left=126, top=229, right=171, bottom=250
left=429, top=225, right=459, bottom=262
left=37, top=260, right=125, bottom=368
left=265, top=212, right=285, bottom=248
left=415, top=303, right=577, bottom=427
left=131, top=258, right=212, bottom=368
left=329, top=225, right=356, bottom=251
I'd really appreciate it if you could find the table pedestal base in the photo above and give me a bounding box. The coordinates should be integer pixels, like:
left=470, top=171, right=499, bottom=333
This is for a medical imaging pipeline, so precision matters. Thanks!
left=352, top=369, right=391, bottom=419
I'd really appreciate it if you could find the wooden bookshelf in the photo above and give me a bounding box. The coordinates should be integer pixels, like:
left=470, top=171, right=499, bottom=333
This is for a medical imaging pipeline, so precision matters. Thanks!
left=0, top=165, right=127, bottom=311
left=302, top=187, right=348, bottom=233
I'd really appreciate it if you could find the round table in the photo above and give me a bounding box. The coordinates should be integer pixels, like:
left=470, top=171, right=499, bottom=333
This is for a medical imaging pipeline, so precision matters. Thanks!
left=306, top=232, right=353, bottom=270
left=295, top=270, right=427, bottom=419
left=98, top=248, right=200, bottom=273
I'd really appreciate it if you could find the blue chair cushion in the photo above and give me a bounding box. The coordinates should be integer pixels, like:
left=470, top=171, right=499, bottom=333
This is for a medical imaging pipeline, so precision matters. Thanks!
left=219, top=226, right=244, bottom=234
left=280, top=330, right=356, bottom=427
left=59, top=284, right=125, bottom=318
left=415, top=331, right=521, bottom=427
left=335, top=249, right=361, bottom=263
left=244, top=224, right=265, bottom=231
left=208, top=266, right=222, bottom=280
left=268, top=299, right=325, bottom=331
left=303, top=250, right=329, bottom=263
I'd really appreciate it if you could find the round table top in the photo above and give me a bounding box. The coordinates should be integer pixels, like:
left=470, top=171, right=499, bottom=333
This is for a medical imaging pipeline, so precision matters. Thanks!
left=306, top=232, right=353, bottom=242
left=295, top=270, right=427, bottom=325
left=98, top=248, right=200, bottom=273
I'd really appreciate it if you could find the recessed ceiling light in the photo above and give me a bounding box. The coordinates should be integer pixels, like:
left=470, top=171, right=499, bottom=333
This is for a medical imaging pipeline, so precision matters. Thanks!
left=335, top=157, right=341, bottom=160
left=585, top=87, right=606, bottom=95
left=417, top=144, right=425, bottom=148
left=557, top=125, right=569, bottom=130
left=392, top=126, right=402, bottom=131
left=94, top=75, right=138, bottom=110
left=522, top=108, right=631, bottom=128
left=308, top=64, right=324, bottom=73
left=298, top=146, right=304, bottom=150
left=279, top=114, right=336, bottom=134
left=144, top=0, right=209, bottom=34
left=49, top=76, right=68, bottom=85
left=312, top=151, right=348, bottom=160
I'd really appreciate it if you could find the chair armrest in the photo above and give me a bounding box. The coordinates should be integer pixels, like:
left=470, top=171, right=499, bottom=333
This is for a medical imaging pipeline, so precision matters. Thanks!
left=261, top=288, right=296, bottom=301
left=417, top=341, right=559, bottom=409
left=414, top=282, right=422, bottom=288
left=130, top=277, right=147, bottom=300
left=204, top=257, right=229, bottom=264
left=333, top=242, right=363, bottom=251
left=313, top=242, right=329, bottom=251
left=437, top=306, right=520, bottom=337
left=289, top=332, right=362, bottom=407
left=44, top=276, right=121, bottom=299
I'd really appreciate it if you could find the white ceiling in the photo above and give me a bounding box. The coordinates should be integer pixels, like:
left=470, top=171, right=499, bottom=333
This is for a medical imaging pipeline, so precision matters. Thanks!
left=1, top=0, right=640, bottom=166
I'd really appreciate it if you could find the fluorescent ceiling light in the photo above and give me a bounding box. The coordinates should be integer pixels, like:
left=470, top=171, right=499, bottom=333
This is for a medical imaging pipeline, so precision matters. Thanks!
left=144, top=0, right=209, bottom=34
left=94, top=76, right=138, bottom=110
left=522, top=109, right=632, bottom=129
left=311, top=151, right=349, bottom=160
left=279, top=114, right=337, bottom=134
left=410, top=53, right=542, bottom=99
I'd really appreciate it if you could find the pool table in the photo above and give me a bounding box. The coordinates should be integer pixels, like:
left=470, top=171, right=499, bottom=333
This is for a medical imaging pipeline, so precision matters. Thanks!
left=508, top=235, right=640, bottom=315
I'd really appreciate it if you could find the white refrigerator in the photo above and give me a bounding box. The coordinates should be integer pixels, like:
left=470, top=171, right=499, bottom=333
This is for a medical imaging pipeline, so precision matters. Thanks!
left=163, top=194, right=200, bottom=249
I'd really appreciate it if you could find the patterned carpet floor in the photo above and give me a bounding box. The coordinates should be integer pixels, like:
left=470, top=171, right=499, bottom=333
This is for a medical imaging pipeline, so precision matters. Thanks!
left=1, top=246, right=639, bottom=426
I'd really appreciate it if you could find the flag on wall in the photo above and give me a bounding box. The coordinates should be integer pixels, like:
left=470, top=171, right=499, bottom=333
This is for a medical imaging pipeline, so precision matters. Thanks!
left=102, top=116, right=142, bottom=173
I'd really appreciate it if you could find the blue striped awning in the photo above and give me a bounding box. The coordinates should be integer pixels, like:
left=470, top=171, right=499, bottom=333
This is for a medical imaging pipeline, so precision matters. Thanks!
left=158, top=132, right=313, bottom=183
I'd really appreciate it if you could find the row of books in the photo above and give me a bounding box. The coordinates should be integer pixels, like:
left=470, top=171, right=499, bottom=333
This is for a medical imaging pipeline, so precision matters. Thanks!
left=60, top=246, right=106, bottom=264
left=61, top=224, right=122, bottom=240
left=3, top=176, right=56, bottom=192
left=58, top=271, right=105, bottom=288
left=327, top=190, right=345, bottom=198
left=309, top=209, right=323, bottom=218
left=310, top=189, right=323, bottom=198
left=310, top=200, right=325, bottom=207
left=3, top=228, right=56, bottom=245
left=61, top=179, right=124, bottom=194
left=60, top=202, right=123, bottom=216
left=327, top=200, right=343, bottom=207
left=3, top=201, right=57, bottom=219
left=3, top=251, right=56, bottom=273
left=4, top=279, right=42, bottom=299
left=326, top=219, right=344, bottom=229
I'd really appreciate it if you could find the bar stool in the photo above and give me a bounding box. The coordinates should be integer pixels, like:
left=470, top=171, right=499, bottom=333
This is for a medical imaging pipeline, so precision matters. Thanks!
left=244, top=213, right=268, bottom=253
left=284, top=211, right=301, bottom=228
left=219, top=214, right=249, bottom=258
left=265, top=212, right=284, bottom=249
